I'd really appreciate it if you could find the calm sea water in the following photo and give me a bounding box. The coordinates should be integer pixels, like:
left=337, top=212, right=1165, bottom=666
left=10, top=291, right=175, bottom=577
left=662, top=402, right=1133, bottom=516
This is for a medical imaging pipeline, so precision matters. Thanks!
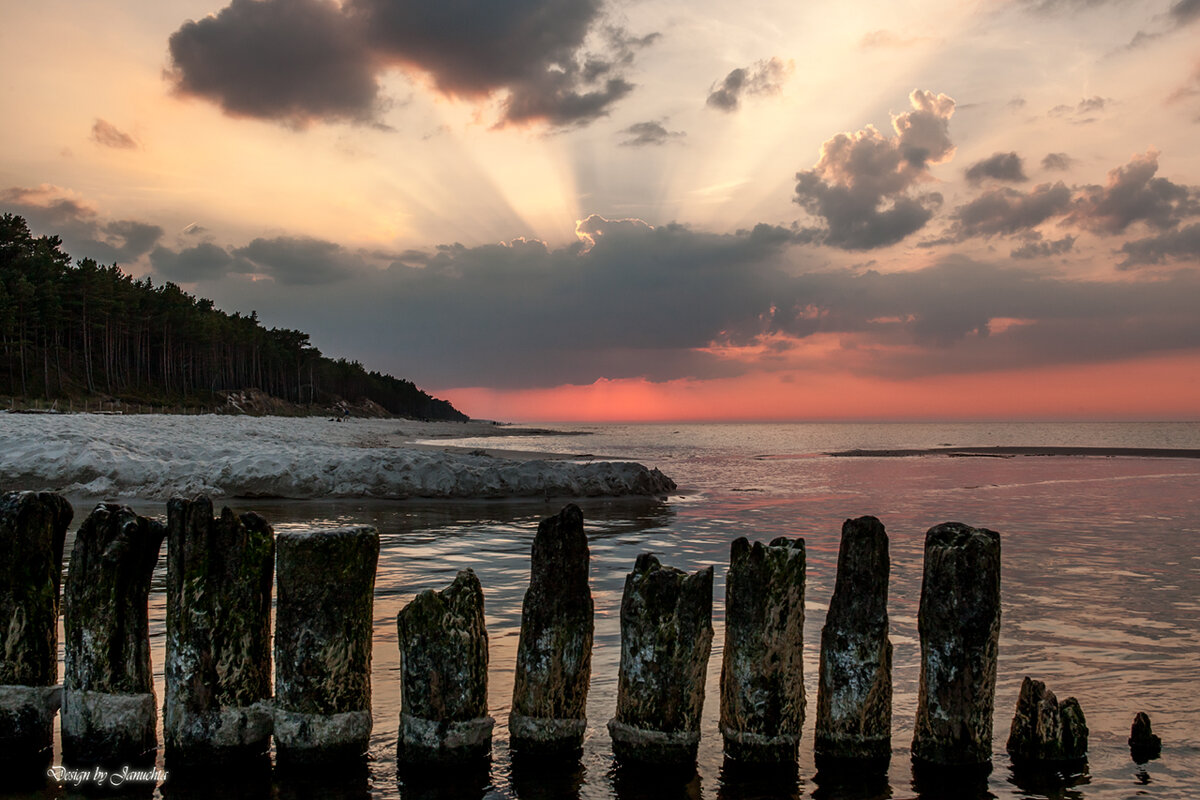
left=11, top=422, right=1200, bottom=800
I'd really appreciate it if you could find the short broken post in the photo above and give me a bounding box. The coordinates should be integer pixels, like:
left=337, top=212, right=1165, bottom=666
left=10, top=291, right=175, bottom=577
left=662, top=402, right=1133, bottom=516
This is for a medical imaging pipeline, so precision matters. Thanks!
left=1006, top=676, right=1088, bottom=765
left=719, top=536, right=806, bottom=764
left=815, top=516, right=892, bottom=770
left=397, top=568, right=494, bottom=765
left=1129, top=712, right=1162, bottom=762
left=911, top=522, right=1001, bottom=772
left=62, top=504, right=166, bottom=767
left=608, top=554, right=713, bottom=766
left=510, top=504, right=593, bottom=756
left=274, top=526, right=378, bottom=766
left=164, top=496, right=274, bottom=769
left=0, top=492, right=73, bottom=769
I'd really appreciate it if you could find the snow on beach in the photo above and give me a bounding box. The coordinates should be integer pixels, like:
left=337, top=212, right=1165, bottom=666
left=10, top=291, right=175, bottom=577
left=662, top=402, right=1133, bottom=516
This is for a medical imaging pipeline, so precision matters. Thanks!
left=0, top=414, right=675, bottom=501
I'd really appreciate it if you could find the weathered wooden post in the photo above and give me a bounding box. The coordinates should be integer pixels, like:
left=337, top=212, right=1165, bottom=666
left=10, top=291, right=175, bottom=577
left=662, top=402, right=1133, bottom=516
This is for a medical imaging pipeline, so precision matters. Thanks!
left=719, top=536, right=806, bottom=764
left=608, top=554, right=713, bottom=765
left=1006, top=676, right=1088, bottom=765
left=62, top=504, right=166, bottom=767
left=0, top=492, right=73, bottom=768
left=274, top=526, right=378, bottom=766
left=814, top=516, right=892, bottom=769
left=510, top=504, right=593, bottom=756
left=911, top=522, right=1001, bottom=772
left=397, top=568, right=494, bottom=765
left=163, top=496, right=274, bottom=769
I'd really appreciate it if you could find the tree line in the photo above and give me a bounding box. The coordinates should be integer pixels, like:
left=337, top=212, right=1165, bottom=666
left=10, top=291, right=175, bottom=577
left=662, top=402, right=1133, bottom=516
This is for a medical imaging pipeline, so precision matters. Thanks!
left=0, top=213, right=468, bottom=420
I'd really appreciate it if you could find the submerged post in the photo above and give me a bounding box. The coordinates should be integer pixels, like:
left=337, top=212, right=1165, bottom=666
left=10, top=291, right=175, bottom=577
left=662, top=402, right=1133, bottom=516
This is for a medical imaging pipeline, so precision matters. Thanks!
left=911, top=522, right=1001, bottom=771
left=274, top=526, right=378, bottom=766
left=1005, top=676, right=1088, bottom=765
left=62, top=504, right=166, bottom=767
left=0, top=492, right=73, bottom=768
left=164, top=496, right=274, bottom=769
left=814, top=516, right=892, bottom=769
left=510, top=504, right=593, bottom=756
left=719, top=536, right=806, bottom=764
left=608, top=554, right=713, bottom=766
left=397, top=568, right=494, bottom=765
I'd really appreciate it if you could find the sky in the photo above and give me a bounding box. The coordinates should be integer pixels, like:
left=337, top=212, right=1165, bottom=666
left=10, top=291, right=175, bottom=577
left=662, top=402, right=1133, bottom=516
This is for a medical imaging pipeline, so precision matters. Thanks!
left=3, top=0, right=1200, bottom=422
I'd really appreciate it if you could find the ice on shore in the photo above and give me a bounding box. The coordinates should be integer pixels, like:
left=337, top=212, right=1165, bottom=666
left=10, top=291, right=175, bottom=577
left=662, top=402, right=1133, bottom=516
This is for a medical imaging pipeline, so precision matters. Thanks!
left=0, top=414, right=675, bottom=501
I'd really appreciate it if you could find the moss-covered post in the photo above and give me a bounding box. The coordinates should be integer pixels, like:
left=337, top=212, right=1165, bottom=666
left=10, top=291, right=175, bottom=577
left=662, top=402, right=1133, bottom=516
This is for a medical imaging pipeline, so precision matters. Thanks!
left=62, top=504, right=166, bottom=767
left=510, top=504, right=594, bottom=756
left=608, top=554, right=713, bottom=766
left=0, top=492, right=73, bottom=769
left=814, top=516, right=892, bottom=770
left=396, top=569, right=494, bottom=765
left=911, top=522, right=1001, bottom=772
left=719, top=536, right=806, bottom=764
left=274, top=526, right=378, bottom=766
left=163, top=496, right=274, bottom=769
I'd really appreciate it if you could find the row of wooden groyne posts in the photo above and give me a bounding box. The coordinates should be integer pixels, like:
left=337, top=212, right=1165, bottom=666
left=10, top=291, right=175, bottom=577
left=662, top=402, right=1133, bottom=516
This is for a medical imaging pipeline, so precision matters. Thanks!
left=0, top=491, right=1165, bottom=785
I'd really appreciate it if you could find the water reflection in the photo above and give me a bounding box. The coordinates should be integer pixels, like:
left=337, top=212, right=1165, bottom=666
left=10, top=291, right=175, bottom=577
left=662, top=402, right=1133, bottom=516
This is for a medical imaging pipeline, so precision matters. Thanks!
left=609, top=759, right=702, bottom=800
left=716, top=759, right=803, bottom=800
left=910, top=761, right=995, bottom=800
left=1005, top=760, right=1090, bottom=799
left=810, top=760, right=891, bottom=800
left=510, top=752, right=586, bottom=800
left=395, top=759, right=492, bottom=800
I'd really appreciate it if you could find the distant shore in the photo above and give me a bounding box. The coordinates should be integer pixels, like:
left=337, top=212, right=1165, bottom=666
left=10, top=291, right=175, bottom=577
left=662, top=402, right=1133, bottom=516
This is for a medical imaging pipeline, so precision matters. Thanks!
left=825, top=445, right=1200, bottom=459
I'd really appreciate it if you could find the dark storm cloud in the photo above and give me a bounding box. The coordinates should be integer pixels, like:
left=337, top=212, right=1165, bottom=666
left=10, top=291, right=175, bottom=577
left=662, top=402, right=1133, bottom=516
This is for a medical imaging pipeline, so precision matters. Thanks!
left=1041, top=152, right=1074, bottom=171
left=167, top=0, right=651, bottom=127
left=619, top=121, right=685, bottom=147
left=1067, top=150, right=1199, bottom=234
left=1118, top=223, right=1200, bottom=268
left=705, top=58, right=793, bottom=112
left=205, top=221, right=1200, bottom=390
left=149, top=242, right=235, bottom=282
left=950, top=182, right=1073, bottom=238
left=168, top=0, right=383, bottom=127
left=793, top=90, right=955, bottom=250
left=0, top=186, right=163, bottom=263
left=1010, top=234, right=1076, bottom=259
left=232, top=236, right=366, bottom=285
left=91, top=119, right=137, bottom=149
left=965, top=152, right=1027, bottom=184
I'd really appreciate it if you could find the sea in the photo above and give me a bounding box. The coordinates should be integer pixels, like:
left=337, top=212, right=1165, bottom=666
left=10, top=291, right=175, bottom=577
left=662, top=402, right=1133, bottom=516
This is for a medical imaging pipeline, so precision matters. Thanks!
left=8, top=421, right=1200, bottom=800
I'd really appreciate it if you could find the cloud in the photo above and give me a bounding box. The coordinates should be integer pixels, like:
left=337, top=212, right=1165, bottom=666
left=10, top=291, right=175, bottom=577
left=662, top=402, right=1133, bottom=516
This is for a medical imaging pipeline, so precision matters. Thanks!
left=1067, top=150, right=1199, bottom=234
left=1118, top=223, right=1200, bottom=268
left=949, top=182, right=1073, bottom=238
left=965, top=152, right=1027, bottom=184
left=232, top=236, right=368, bottom=285
left=203, top=220, right=1200, bottom=390
left=167, top=0, right=652, bottom=128
left=149, top=242, right=236, bottom=283
left=1041, top=152, right=1075, bottom=171
left=619, top=121, right=685, bottom=147
left=1171, top=0, right=1200, bottom=24
left=792, top=89, right=955, bottom=250
left=1010, top=234, right=1076, bottom=259
left=168, top=0, right=383, bottom=127
left=706, top=58, right=793, bottom=112
left=91, top=119, right=137, bottom=149
left=0, top=185, right=162, bottom=263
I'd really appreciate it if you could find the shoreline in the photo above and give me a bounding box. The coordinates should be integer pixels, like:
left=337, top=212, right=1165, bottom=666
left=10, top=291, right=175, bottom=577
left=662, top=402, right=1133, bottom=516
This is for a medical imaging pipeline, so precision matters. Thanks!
left=825, top=445, right=1200, bottom=459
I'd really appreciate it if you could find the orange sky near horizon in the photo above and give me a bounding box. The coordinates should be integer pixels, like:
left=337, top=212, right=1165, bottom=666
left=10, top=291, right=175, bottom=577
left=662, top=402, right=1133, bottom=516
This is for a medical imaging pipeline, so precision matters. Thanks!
left=444, top=350, right=1200, bottom=423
